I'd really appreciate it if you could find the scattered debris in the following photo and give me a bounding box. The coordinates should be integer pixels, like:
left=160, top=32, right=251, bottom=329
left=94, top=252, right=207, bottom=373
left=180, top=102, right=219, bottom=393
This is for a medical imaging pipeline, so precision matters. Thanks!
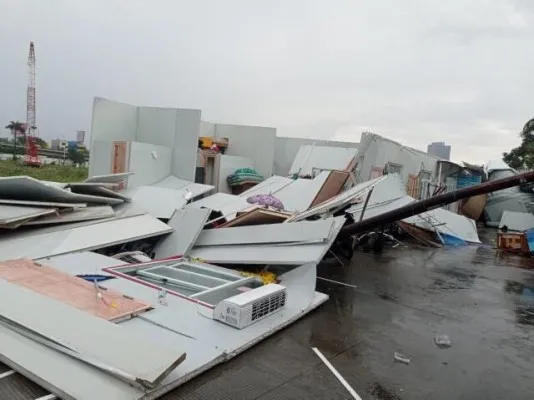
left=435, top=335, right=452, bottom=348
left=393, top=352, right=411, bottom=364
left=2, top=104, right=534, bottom=400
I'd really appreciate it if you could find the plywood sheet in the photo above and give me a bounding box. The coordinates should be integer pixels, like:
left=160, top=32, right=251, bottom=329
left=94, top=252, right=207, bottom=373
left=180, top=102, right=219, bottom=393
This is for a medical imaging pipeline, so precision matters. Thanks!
left=111, top=141, right=127, bottom=174
left=310, top=170, right=349, bottom=208
left=0, top=278, right=186, bottom=388
left=0, top=259, right=151, bottom=321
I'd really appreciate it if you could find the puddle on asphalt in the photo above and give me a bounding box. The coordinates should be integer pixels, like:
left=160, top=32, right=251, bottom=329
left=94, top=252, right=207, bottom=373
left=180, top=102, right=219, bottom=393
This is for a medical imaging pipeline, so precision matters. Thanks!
left=368, top=382, right=402, bottom=400
left=474, top=250, right=534, bottom=270
left=504, top=280, right=534, bottom=326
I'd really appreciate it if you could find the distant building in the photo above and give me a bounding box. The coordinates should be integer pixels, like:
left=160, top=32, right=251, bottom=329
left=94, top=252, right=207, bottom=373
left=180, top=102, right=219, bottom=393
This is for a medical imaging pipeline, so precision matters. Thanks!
left=427, top=142, right=451, bottom=160
left=76, top=130, right=85, bottom=143
left=50, top=138, right=68, bottom=150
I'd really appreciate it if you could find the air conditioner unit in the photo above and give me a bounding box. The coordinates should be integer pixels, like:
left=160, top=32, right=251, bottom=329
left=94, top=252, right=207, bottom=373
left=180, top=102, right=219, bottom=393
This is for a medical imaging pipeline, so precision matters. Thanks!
left=213, top=284, right=287, bottom=329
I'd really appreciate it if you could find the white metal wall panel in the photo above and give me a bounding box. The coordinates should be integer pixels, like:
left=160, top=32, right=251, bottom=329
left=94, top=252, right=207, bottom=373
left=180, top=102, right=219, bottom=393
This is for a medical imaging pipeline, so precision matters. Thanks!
left=289, top=145, right=358, bottom=176
left=356, top=133, right=439, bottom=185
left=87, top=140, right=114, bottom=178
left=127, top=142, right=172, bottom=188
left=214, top=124, right=276, bottom=179
left=195, top=218, right=334, bottom=247
left=274, top=137, right=359, bottom=177
left=136, top=107, right=178, bottom=148
left=172, top=109, right=201, bottom=182
left=0, top=214, right=172, bottom=261
left=90, top=97, right=138, bottom=142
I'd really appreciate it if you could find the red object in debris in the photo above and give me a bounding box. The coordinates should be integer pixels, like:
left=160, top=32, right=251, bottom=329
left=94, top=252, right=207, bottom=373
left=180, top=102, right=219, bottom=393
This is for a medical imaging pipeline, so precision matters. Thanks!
left=24, top=135, right=42, bottom=167
left=497, top=232, right=529, bottom=254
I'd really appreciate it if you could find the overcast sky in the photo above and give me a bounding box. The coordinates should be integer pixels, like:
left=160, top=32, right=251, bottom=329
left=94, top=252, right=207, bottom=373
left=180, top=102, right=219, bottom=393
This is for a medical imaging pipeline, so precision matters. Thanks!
left=1, top=0, right=533, bottom=163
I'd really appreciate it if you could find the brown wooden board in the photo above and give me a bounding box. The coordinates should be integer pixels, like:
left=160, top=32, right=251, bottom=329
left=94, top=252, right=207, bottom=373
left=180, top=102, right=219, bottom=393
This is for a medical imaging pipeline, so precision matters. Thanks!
left=219, top=207, right=290, bottom=227
left=309, top=171, right=349, bottom=208
left=0, top=259, right=151, bottom=321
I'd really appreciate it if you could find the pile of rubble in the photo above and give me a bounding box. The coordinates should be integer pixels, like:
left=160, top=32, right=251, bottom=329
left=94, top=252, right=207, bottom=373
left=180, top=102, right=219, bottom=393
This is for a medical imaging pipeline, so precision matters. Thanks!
left=0, top=166, right=528, bottom=400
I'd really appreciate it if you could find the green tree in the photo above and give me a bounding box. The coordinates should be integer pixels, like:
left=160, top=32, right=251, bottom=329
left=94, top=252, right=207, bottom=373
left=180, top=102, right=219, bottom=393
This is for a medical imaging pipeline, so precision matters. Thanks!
left=503, top=117, right=534, bottom=170
left=67, top=147, right=88, bottom=166
left=32, top=137, right=48, bottom=148
left=4, top=121, right=26, bottom=159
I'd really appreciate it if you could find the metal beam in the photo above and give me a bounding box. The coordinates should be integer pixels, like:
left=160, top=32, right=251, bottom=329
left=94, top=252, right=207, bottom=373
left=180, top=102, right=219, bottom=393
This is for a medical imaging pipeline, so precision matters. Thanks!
left=340, top=170, right=534, bottom=237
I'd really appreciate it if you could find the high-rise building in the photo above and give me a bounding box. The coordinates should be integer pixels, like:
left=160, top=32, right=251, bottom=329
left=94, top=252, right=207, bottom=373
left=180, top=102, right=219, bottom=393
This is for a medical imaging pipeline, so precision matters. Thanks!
left=76, top=130, right=85, bottom=143
left=427, top=142, right=451, bottom=160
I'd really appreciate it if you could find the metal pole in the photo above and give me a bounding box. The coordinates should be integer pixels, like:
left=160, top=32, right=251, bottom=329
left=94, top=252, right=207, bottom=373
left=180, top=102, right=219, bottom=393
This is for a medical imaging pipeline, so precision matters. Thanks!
left=340, top=170, right=534, bottom=238
left=358, top=186, right=374, bottom=222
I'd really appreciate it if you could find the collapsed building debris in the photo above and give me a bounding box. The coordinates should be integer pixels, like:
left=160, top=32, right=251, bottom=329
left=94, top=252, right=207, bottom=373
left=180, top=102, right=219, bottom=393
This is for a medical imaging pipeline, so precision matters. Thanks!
left=1, top=98, right=534, bottom=399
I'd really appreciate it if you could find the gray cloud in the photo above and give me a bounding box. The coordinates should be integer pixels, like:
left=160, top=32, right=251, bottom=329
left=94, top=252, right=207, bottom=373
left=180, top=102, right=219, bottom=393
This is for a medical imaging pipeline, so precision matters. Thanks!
left=0, top=0, right=532, bottom=164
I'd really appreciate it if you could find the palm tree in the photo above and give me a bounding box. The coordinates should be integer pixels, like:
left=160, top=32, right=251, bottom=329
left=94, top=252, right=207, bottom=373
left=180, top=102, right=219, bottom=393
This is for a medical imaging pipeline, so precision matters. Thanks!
left=4, top=121, right=27, bottom=159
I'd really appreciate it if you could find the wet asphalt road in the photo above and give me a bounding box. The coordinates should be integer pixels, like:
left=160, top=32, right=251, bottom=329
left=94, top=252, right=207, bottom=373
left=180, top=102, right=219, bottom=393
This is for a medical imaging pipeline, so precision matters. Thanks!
left=168, top=242, right=534, bottom=400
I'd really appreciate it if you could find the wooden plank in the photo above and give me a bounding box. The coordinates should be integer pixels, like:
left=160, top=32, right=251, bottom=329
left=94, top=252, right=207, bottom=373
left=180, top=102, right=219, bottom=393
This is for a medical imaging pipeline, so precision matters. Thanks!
left=0, top=279, right=186, bottom=389
left=196, top=218, right=334, bottom=247
left=0, top=259, right=151, bottom=321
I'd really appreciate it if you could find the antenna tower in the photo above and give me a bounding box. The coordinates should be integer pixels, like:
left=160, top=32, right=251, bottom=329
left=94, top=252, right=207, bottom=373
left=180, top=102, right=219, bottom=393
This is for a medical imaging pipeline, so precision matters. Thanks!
left=25, top=41, right=41, bottom=166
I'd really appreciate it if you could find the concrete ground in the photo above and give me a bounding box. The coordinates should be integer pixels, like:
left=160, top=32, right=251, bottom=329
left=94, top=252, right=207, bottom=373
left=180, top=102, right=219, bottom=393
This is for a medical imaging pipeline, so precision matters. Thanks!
left=1, top=240, right=534, bottom=399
